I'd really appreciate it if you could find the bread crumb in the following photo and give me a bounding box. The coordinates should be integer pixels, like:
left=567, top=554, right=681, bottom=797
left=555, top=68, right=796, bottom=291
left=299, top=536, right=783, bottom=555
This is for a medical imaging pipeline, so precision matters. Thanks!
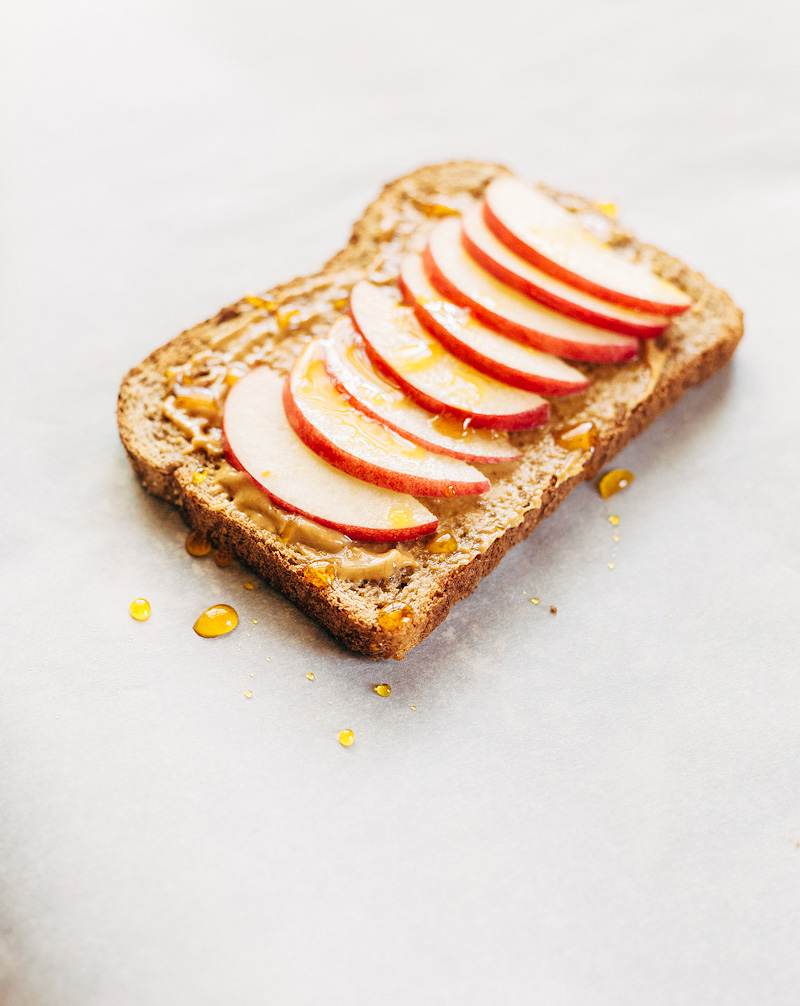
left=550, top=605, right=557, bottom=614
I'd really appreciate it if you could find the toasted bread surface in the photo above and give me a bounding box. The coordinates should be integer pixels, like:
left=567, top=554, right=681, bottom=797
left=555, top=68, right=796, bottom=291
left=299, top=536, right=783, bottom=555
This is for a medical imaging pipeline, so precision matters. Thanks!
left=117, top=161, right=744, bottom=659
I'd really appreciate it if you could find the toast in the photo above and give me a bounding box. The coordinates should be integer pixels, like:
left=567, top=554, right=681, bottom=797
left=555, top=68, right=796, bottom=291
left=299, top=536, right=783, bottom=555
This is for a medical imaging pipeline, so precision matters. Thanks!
left=117, top=161, right=744, bottom=659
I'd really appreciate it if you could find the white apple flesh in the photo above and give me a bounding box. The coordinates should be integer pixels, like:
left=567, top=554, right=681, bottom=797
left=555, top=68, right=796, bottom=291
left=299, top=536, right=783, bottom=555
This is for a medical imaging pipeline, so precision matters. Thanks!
left=323, top=318, right=521, bottom=463
left=284, top=340, right=490, bottom=497
left=349, top=280, right=550, bottom=431
left=399, top=253, right=589, bottom=397
left=483, top=176, right=693, bottom=315
left=222, top=365, right=438, bottom=542
left=424, top=218, right=640, bottom=363
left=461, top=205, right=669, bottom=337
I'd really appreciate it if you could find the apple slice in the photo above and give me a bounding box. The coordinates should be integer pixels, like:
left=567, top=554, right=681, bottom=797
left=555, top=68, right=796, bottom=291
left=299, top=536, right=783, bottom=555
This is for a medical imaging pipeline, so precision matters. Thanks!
left=323, top=318, right=521, bottom=463
left=424, top=218, right=640, bottom=363
left=483, top=176, right=692, bottom=315
left=349, top=280, right=549, bottom=431
left=222, top=366, right=438, bottom=542
left=284, top=340, right=490, bottom=497
left=399, top=253, right=589, bottom=397
left=461, top=205, right=669, bottom=337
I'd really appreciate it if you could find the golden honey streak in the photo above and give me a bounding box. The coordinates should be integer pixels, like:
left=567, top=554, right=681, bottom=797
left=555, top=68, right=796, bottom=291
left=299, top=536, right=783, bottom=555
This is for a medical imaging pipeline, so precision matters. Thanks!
left=297, top=356, right=429, bottom=462
left=343, top=337, right=407, bottom=407
left=212, top=465, right=417, bottom=582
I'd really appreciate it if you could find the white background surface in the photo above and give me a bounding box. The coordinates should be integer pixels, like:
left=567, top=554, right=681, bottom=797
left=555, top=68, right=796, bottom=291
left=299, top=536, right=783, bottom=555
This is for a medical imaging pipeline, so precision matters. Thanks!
left=3, top=0, right=799, bottom=1003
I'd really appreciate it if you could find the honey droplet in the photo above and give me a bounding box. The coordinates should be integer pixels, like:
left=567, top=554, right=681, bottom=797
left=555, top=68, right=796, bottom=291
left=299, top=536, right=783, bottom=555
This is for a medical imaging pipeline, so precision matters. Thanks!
left=555, top=420, right=598, bottom=452
left=225, top=363, right=249, bottom=386
left=244, top=295, right=277, bottom=311
left=373, top=683, right=392, bottom=697
left=193, top=604, right=238, bottom=638
left=409, top=705, right=417, bottom=711
left=444, top=484, right=457, bottom=498
left=332, top=297, right=349, bottom=310
left=613, top=534, right=620, bottom=542
left=594, top=201, right=618, bottom=219
left=421, top=201, right=461, bottom=217
left=427, top=530, right=458, bottom=554
left=387, top=505, right=415, bottom=529
left=277, top=308, right=299, bottom=330
left=306, top=672, right=315, bottom=680
left=243, top=582, right=254, bottom=590
left=531, top=597, right=540, bottom=605
left=608, top=562, right=615, bottom=570
left=598, top=469, right=634, bottom=499
left=129, top=598, right=150, bottom=621
left=214, top=550, right=233, bottom=568
left=244, top=690, right=253, bottom=698
left=303, top=558, right=336, bottom=588
left=192, top=468, right=206, bottom=484
left=338, top=728, right=354, bottom=747
left=377, top=602, right=413, bottom=632
left=608, top=514, right=620, bottom=526
left=185, top=530, right=212, bottom=556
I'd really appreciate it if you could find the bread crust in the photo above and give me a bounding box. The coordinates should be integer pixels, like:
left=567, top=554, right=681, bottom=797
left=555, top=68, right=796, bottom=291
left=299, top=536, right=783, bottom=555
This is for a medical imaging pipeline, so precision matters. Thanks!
left=117, top=161, right=744, bottom=659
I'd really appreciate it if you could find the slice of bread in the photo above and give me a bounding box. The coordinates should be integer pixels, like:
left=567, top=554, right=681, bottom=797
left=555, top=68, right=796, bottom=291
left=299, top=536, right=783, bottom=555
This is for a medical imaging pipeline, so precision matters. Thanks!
left=117, top=161, right=744, bottom=659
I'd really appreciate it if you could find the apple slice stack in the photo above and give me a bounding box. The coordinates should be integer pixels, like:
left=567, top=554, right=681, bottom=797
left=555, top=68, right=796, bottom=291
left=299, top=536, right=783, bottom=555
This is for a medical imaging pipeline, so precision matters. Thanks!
left=222, top=176, right=691, bottom=542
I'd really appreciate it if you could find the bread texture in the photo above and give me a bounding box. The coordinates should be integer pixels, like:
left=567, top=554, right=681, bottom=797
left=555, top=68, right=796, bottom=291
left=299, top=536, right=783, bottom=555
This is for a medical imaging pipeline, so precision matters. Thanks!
left=117, top=161, right=744, bottom=659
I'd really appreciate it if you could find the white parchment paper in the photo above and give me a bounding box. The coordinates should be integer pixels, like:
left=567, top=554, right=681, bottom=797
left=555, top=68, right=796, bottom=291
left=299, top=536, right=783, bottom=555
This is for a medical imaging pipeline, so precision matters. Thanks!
left=2, top=0, right=799, bottom=1002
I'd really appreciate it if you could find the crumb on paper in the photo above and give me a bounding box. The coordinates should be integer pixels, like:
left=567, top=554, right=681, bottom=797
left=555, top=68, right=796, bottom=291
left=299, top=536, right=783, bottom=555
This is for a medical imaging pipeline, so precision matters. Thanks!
left=550, top=606, right=557, bottom=614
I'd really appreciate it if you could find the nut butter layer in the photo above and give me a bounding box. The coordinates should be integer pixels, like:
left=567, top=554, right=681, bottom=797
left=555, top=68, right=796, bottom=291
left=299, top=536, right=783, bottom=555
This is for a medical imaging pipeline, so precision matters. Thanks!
left=117, top=161, right=744, bottom=659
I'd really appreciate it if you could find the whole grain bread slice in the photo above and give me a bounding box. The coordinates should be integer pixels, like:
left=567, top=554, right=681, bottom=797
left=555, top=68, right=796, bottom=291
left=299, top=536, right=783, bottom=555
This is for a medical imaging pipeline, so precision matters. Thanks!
left=117, top=161, right=744, bottom=659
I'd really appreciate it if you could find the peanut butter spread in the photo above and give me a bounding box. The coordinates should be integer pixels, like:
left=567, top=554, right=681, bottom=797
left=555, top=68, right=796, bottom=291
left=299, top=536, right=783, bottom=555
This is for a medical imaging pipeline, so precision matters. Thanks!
left=162, top=176, right=695, bottom=582
left=209, top=464, right=416, bottom=582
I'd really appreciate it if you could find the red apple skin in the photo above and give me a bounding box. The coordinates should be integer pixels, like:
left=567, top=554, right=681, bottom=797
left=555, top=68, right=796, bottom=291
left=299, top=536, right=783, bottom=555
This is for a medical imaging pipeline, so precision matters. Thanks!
left=349, top=305, right=550, bottom=431
left=222, top=365, right=439, bottom=542
left=482, top=199, right=690, bottom=317
left=222, top=432, right=438, bottom=543
left=421, top=244, right=639, bottom=365
left=398, top=272, right=589, bottom=397
left=282, top=371, right=490, bottom=498
left=321, top=324, right=521, bottom=463
left=461, top=219, right=668, bottom=338
left=222, top=444, right=438, bottom=543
